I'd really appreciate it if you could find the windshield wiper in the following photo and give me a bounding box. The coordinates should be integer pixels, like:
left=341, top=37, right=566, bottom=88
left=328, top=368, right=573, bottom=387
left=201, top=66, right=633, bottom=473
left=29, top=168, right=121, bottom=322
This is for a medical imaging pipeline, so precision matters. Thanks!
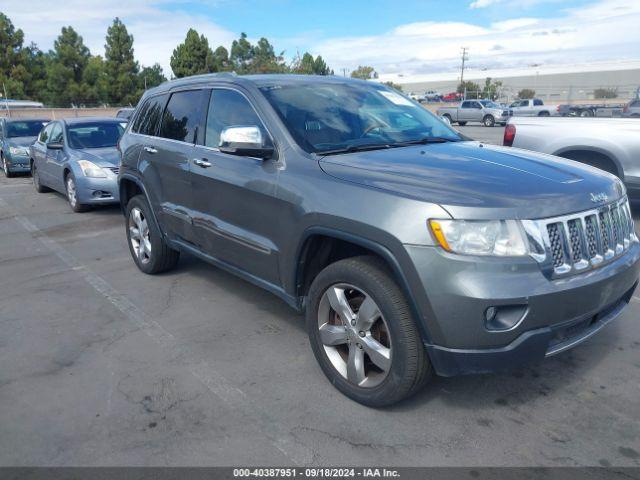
left=393, top=136, right=461, bottom=146
left=318, top=143, right=393, bottom=156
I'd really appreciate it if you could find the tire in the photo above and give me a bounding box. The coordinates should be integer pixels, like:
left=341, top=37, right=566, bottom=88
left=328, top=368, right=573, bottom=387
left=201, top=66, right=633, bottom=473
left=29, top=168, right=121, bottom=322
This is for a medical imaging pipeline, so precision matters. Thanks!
left=65, top=172, right=90, bottom=213
left=457, top=121, right=467, bottom=126
left=442, top=114, right=452, bottom=124
left=580, top=109, right=594, bottom=117
left=32, top=162, right=50, bottom=193
left=2, top=153, right=13, bottom=178
left=125, top=194, right=179, bottom=274
left=483, top=115, right=495, bottom=127
left=538, top=111, right=550, bottom=117
left=306, top=256, right=432, bottom=407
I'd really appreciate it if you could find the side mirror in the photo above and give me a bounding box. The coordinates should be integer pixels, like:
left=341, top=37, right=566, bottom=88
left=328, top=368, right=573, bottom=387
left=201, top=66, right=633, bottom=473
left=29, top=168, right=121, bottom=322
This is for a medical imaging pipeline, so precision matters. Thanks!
left=47, top=142, right=63, bottom=150
left=219, top=126, right=274, bottom=159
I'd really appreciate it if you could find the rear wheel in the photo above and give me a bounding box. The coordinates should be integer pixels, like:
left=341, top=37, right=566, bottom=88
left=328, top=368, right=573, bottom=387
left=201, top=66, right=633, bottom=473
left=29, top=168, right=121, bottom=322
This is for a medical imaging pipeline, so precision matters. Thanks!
left=580, top=109, right=594, bottom=117
left=538, top=111, right=550, bottom=117
left=306, top=256, right=432, bottom=407
left=32, top=162, right=50, bottom=193
left=126, top=194, right=179, bottom=274
left=65, top=173, right=90, bottom=213
left=483, top=115, right=495, bottom=127
left=442, top=114, right=452, bottom=124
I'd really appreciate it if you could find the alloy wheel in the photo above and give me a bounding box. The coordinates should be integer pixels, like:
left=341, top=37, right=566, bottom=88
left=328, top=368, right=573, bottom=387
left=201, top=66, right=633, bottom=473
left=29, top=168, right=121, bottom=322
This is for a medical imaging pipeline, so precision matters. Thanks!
left=128, top=207, right=152, bottom=265
left=66, top=177, right=77, bottom=207
left=317, top=284, right=392, bottom=388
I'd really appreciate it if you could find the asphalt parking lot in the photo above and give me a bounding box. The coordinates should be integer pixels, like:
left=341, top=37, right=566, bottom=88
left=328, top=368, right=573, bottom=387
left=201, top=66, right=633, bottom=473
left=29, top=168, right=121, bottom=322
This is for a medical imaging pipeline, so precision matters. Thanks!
left=1, top=172, right=640, bottom=467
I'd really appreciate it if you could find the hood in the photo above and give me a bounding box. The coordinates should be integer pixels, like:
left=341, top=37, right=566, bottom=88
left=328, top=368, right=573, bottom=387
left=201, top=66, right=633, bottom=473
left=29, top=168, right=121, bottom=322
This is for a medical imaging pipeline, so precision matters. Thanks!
left=319, top=142, right=624, bottom=220
left=7, top=136, right=38, bottom=147
left=75, top=147, right=120, bottom=166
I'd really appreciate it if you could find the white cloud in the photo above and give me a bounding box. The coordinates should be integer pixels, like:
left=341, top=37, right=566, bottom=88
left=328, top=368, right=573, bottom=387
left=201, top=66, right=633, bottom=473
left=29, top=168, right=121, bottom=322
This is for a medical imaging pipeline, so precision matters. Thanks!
left=0, top=0, right=236, bottom=77
left=469, top=0, right=502, bottom=9
left=311, top=0, right=640, bottom=78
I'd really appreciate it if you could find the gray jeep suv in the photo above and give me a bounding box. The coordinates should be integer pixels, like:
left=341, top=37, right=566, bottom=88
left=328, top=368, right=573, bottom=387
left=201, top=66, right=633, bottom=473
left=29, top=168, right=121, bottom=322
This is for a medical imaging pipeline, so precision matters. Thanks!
left=118, top=74, right=640, bottom=406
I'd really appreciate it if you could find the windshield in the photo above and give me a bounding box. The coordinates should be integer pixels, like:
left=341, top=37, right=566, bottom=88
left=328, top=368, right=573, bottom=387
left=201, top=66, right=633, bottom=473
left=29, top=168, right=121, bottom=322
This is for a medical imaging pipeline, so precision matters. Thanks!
left=6, top=121, right=47, bottom=138
left=480, top=100, right=500, bottom=108
left=67, top=122, right=124, bottom=149
left=259, top=82, right=461, bottom=154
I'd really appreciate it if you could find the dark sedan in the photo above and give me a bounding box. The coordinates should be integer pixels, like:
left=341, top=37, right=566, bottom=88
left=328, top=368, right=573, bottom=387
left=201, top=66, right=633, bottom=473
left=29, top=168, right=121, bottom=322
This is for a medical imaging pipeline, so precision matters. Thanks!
left=29, top=117, right=125, bottom=212
left=0, top=118, right=49, bottom=177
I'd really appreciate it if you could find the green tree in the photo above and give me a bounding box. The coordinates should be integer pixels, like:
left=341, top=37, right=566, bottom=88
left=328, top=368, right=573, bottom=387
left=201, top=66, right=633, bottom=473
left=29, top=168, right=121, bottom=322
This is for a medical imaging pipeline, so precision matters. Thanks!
left=82, top=56, right=109, bottom=105
left=292, top=52, right=332, bottom=75
left=138, top=63, right=166, bottom=91
left=230, top=32, right=254, bottom=73
left=313, top=56, right=332, bottom=75
left=0, top=12, right=27, bottom=98
left=457, top=80, right=481, bottom=98
left=252, top=37, right=287, bottom=73
left=105, top=18, right=139, bottom=105
left=171, top=29, right=216, bottom=78
left=517, top=88, right=536, bottom=99
left=22, top=43, right=49, bottom=100
left=350, top=65, right=377, bottom=80
left=383, top=81, right=403, bottom=92
left=211, top=46, right=231, bottom=71
left=46, top=26, right=91, bottom=106
left=481, top=77, right=502, bottom=100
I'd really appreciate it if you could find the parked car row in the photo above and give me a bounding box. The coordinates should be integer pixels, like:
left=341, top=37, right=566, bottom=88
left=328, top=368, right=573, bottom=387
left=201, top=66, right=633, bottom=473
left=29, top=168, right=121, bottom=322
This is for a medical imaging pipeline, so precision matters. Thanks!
left=1, top=74, right=639, bottom=407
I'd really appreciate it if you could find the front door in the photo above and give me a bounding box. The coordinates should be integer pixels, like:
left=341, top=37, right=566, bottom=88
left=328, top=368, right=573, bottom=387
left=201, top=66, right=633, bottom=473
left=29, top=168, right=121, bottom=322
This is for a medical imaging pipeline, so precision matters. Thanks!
left=45, top=122, right=66, bottom=190
left=189, top=87, right=281, bottom=285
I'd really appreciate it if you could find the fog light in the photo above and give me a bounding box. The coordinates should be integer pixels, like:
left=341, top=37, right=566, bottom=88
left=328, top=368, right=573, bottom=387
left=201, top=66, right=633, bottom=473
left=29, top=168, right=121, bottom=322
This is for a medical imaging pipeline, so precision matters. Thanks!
left=484, top=305, right=528, bottom=332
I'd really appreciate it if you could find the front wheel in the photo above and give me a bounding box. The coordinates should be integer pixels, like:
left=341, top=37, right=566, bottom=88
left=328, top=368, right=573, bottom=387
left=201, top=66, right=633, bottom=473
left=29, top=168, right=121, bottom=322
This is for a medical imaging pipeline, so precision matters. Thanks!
left=126, top=194, right=179, bottom=274
left=2, top=154, right=13, bottom=178
left=306, top=256, right=432, bottom=407
left=483, top=115, right=495, bottom=127
left=65, top=173, right=90, bottom=212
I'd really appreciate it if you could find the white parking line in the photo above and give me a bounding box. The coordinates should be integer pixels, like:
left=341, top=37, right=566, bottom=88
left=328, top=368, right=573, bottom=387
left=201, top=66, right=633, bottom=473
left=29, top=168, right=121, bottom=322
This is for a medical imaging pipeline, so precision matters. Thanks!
left=0, top=197, right=314, bottom=466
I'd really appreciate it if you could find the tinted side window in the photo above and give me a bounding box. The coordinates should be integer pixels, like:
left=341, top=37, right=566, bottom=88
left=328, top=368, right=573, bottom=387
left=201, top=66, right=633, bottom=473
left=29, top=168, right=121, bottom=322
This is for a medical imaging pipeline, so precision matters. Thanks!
left=159, top=90, right=205, bottom=143
left=461, top=101, right=471, bottom=108
left=205, top=89, right=265, bottom=148
left=133, top=94, right=168, bottom=136
left=49, top=123, right=63, bottom=144
left=533, top=99, right=543, bottom=106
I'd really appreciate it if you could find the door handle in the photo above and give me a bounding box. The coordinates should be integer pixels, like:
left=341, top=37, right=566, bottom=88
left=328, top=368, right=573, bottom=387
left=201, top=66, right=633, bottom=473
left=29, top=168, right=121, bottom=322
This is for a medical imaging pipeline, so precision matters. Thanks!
left=193, top=158, right=212, bottom=168
left=144, top=146, right=157, bottom=154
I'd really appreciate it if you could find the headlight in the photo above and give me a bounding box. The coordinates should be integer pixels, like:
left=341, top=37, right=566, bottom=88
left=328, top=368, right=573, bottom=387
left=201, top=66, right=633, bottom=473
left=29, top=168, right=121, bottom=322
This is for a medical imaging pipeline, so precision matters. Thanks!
left=9, top=146, right=28, bottom=156
left=429, top=219, right=528, bottom=256
left=77, top=160, right=107, bottom=178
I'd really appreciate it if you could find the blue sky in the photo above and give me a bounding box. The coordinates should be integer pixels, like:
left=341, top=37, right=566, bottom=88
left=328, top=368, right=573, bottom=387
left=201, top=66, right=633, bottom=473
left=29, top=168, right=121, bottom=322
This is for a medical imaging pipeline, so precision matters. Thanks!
left=2, top=0, right=639, bottom=79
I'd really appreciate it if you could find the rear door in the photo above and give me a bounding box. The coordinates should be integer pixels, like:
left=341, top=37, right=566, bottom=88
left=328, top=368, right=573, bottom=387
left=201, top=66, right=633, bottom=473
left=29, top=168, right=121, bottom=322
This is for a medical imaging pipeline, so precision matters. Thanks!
left=188, top=87, right=281, bottom=285
left=146, top=89, right=207, bottom=243
left=33, top=123, right=54, bottom=184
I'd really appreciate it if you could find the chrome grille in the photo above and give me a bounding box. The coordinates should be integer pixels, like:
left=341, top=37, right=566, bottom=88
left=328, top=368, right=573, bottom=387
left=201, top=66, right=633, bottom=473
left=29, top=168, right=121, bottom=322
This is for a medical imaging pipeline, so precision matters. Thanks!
left=527, top=197, right=637, bottom=277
